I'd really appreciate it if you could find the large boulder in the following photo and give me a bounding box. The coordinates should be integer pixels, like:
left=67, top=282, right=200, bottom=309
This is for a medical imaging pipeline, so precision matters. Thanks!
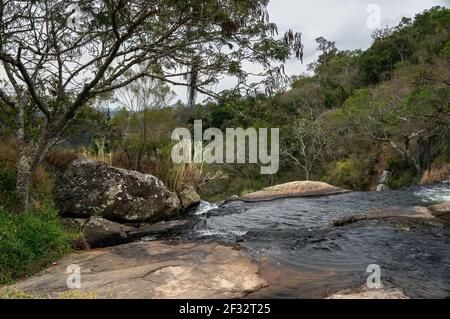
left=55, top=159, right=180, bottom=223
left=239, top=181, right=348, bottom=202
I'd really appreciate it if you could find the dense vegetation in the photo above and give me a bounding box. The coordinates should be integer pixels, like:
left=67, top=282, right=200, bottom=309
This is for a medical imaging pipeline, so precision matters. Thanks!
left=67, top=7, right=449, bottom=200
left=0, top=5, right=449, bottom=285
left=0, top=204, right=69, bottom=284
left=2, top=7, right=448, bottom=203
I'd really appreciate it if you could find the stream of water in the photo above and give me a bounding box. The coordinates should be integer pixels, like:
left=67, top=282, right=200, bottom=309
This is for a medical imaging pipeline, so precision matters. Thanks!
left=185, top=182, right=450, bottom=298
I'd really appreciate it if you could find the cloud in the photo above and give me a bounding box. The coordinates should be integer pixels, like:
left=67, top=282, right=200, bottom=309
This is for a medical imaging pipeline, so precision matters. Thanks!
left=266, top=0, right=449, bottom=77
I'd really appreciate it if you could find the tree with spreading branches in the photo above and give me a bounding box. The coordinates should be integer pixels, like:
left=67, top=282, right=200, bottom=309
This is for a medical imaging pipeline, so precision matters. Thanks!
left=0, top=0, right=303, bottom=211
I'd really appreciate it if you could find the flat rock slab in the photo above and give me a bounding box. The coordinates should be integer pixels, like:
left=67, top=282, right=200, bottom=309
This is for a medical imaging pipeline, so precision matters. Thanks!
left=240, top=181, right=348, bottom=202
left=429, top=202, right=450, bottom=222
left=4, top=241, right=267, bottom=299
left=333, top=206, right=438, bottom=227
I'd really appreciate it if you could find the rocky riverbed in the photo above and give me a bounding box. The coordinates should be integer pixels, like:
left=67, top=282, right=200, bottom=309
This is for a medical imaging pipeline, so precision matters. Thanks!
left=3, top=159, right=449, bottom=299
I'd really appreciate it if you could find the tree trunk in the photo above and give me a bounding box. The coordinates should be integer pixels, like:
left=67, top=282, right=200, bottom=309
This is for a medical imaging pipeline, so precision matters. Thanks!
left=15, top=122, right=59, bottom=213
left=16, top=155, right=32, bottom=212
left=15, top=93, right=30, bottom=212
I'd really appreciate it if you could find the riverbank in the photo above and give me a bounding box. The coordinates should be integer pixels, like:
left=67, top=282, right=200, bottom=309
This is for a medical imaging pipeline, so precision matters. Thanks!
left=2, top=182, right=449, bottom=299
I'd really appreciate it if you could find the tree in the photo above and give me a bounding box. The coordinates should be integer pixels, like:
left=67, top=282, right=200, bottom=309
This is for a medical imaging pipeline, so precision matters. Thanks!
left=0, top=0, right=303, bottom=211
left=282, top=118, right=327, bottom=180
left=115, top=69, right=175, bottom=171
left=340, top=75, right=449, bottom=176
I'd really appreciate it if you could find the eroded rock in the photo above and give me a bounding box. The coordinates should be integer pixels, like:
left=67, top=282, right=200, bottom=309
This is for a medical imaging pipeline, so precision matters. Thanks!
left=178, top=186, right=201, bottom=210
left=83, top=216, right=132, bottom=248
left=429, top=202, right=450, bottom=222
left=240, top=181, right=348, bottom=202
left=62, top=217, right=196, bottom=248
left=333, top=206, right=436, bottom=227
left=127, top=219, right=195, bottom=240
left=55, top=159, right=180, bottom=223
left=4, top=241, right=267, bottom=299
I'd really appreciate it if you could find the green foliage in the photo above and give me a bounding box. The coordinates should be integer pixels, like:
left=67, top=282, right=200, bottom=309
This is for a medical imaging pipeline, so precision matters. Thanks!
left=442, top=41, right=450, bottom=58
left=323, top=156, right=375, bottom=190
left=0, top=161, right=17, bottom=206
left=0, top=140, right=56, bottom=212
left=200, top=175, right=270, bottom=202
left=358, top=7, right=450, bottom=85
left=190, top=8, right=450, bottom=196
left=0, top=204, right=70, bottom=285
left=387, top=157, right=417, bottom=189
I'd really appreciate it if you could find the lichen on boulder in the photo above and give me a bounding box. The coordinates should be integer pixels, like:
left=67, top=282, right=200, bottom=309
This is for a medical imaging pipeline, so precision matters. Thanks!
left=55, top=159, right=180, bottom=223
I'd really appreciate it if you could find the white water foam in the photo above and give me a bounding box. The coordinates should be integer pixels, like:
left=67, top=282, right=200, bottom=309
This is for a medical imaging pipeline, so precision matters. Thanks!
left=193, top=200, right=219, bottom=215
left=413, top=181, right=450, bottom=203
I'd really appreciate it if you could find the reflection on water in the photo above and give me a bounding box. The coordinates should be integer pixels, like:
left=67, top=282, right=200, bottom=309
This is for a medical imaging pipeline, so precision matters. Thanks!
left=186, top=182, right=450, bottom=298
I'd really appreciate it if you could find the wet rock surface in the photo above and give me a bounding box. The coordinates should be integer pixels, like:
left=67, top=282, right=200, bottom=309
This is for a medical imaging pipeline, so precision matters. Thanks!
left=239, top=181, right=348, bottom=202
left=4, top=241, right=267, bottom=299
left=178, top=186, right=201, bottom=210
left=187, top=182, right=450, bottom=299
left=429, top=202, right=450, bottom=222
left=55, top=159, right=180, bottom=223
left=82, top=217, right=131, bottom=247
left=332, top=206, right=437, bottom=227
left=62, top=217, right=195, bottom=248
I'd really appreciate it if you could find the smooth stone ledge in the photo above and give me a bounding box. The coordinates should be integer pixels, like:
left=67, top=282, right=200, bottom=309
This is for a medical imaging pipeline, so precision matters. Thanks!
left=332, top=206, right=445, bottom=227
left=238, top=181, right=349, bottom=202
left=2, top=241, right=267, bottom=299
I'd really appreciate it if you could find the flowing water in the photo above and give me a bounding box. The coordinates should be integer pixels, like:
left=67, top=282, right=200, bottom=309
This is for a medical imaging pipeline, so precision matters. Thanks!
left=184, top=182, right=450, bottom=298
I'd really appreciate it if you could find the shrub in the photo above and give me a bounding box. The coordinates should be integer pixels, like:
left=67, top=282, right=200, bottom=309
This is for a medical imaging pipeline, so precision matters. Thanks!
left=0, top=139, right=57, bottom=212
left=46, top=149, right=79, bottom=171
left=387, top=157, right=417, bottom=189
left=0, top=203, right=70, bottom=284
left=324, top=156, right=375, bottom=190
left=0, top=161, right=17, bottom=207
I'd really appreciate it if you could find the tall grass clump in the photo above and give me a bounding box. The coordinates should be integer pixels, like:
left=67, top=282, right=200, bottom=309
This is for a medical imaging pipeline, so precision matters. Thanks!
left=81, top=138, right=112, bottom=165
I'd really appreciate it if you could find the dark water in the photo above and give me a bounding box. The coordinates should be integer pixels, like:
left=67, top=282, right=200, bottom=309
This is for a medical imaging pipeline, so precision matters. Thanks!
left=185, top=182, right=450, bottom=298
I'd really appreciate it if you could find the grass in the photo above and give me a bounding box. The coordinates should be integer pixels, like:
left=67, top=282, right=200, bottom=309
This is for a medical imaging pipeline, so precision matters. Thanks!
left=80, top=138, right=112, bottom=165
left=0, top=288, right=98, bottom=299
left=0, top=203, right=70, bottom=285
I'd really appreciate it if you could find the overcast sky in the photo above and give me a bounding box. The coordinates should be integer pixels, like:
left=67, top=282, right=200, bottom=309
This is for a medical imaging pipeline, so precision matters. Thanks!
left=185, top=0, right=449, bottom=102
left=267, top=0, right=449, bottom=77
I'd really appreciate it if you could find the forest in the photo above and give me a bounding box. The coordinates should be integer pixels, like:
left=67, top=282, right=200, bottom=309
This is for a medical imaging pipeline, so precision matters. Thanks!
left=11, top=6, right=446, bottom=202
